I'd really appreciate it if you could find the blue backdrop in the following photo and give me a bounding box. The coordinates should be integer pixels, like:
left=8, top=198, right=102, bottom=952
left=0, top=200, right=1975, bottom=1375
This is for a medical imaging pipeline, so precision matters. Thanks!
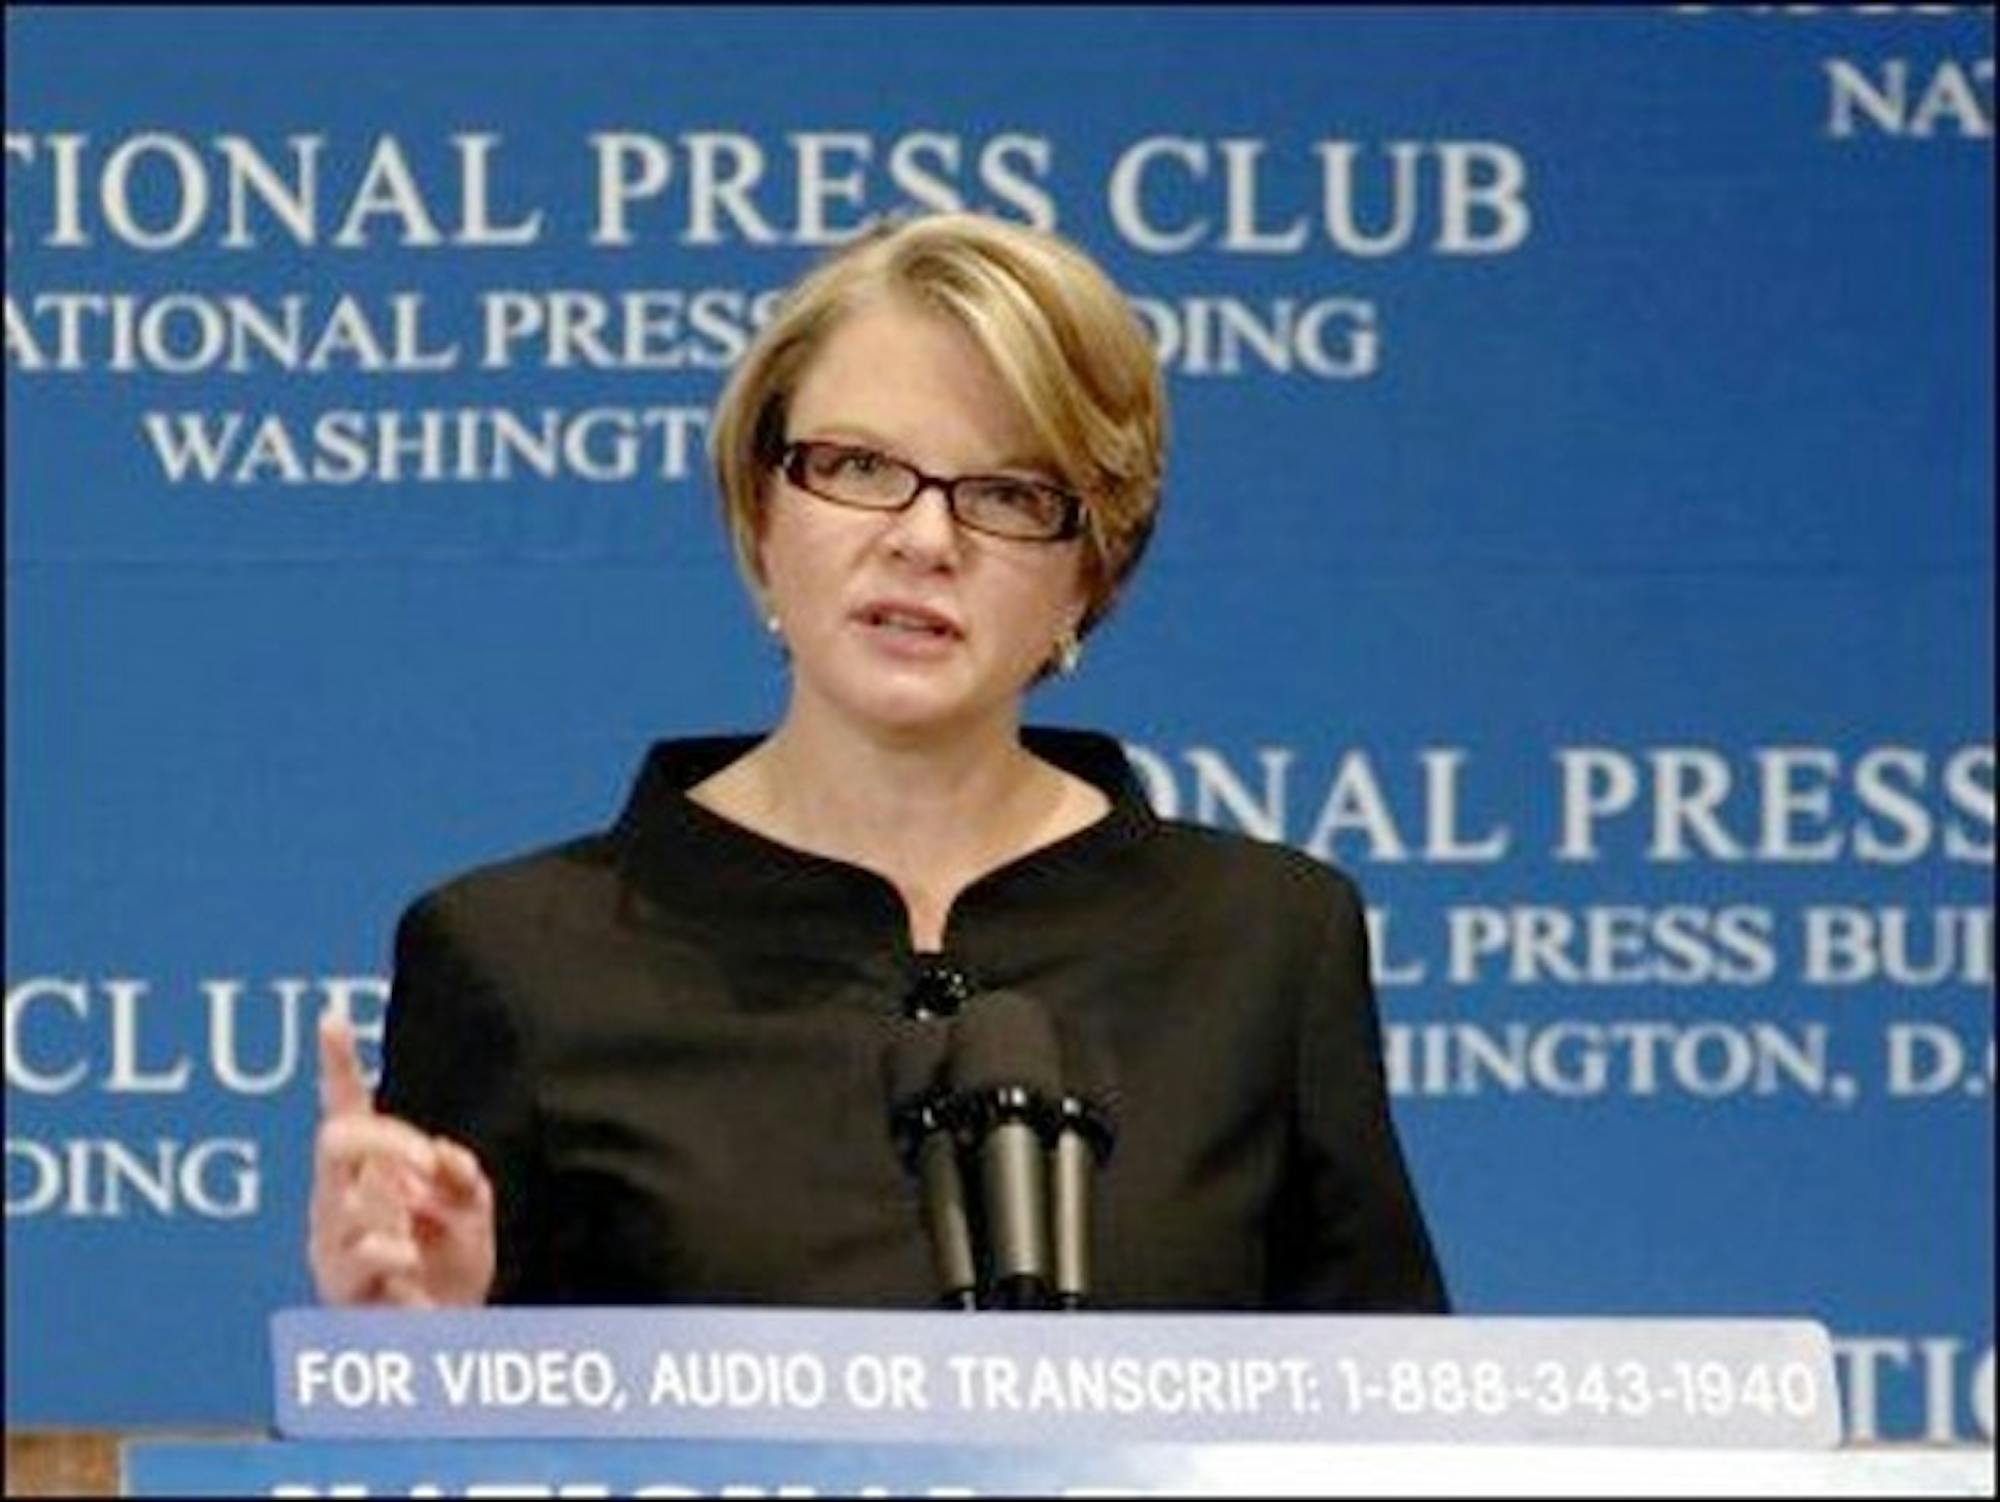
left=5, top=5, right=1992, bottom=1442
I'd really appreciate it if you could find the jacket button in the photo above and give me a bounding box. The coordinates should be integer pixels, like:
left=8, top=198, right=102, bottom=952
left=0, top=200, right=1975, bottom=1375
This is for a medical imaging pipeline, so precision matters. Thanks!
left=903, top=961, right=973, bottom=1020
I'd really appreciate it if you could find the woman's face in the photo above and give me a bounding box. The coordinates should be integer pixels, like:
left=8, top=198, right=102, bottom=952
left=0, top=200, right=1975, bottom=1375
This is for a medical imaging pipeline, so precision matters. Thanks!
left=757, top=295, right=1088, bottom=744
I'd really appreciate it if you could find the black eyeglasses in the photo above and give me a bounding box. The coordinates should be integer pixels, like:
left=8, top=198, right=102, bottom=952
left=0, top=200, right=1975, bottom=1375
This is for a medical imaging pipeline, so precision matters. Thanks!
left=779, top=440, right=1085, bottom=543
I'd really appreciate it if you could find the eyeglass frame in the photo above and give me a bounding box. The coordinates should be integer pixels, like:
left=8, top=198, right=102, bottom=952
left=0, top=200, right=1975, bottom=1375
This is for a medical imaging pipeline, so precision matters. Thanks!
left=776, top=439, right=1088, bottom=543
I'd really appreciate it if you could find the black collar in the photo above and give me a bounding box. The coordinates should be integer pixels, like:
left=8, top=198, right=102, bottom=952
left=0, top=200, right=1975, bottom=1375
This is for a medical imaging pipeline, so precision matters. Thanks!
left=611, top=726, right=1157, bottom=920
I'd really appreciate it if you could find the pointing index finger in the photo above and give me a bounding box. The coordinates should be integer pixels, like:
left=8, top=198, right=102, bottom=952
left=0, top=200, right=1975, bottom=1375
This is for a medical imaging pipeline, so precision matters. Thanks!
left=318, top=1013, right=374, bottom=1119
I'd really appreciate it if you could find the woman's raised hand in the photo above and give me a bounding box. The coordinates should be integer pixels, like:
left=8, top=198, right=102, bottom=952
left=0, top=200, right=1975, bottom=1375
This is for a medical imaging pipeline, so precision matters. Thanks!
left=307, top=1014, right=496, bottom=1307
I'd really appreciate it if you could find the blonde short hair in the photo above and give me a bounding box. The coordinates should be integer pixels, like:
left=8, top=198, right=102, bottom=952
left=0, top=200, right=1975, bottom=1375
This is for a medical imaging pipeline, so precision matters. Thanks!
left=709, top=212, right=1166, bottom=638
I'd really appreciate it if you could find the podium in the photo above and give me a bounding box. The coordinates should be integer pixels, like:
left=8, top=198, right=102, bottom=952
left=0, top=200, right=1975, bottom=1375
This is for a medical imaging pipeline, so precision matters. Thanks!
left=117, top=1308, right=1995, bottom=1495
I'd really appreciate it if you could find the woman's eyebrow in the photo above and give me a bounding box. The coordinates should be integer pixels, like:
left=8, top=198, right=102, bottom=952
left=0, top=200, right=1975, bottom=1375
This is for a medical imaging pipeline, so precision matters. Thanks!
left=795, top=423, right=895, bottom=448
left=797, top=426, right=1057, bottom=478
left=988, top=454, right=1060, bottom=476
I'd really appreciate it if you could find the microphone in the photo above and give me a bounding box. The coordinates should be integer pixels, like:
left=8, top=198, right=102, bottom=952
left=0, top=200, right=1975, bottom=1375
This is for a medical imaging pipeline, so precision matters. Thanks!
left=949, top=991, right=1061, bottom=1310
left=1050, top=1026, right=1118, bottom=1311
left=883, top=1022, right=978, bottom=1311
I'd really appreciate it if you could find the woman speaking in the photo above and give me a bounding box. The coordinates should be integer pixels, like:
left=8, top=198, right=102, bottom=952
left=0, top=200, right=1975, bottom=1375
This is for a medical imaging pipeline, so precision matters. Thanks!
left=308, top=211, right=1447, bottom=1314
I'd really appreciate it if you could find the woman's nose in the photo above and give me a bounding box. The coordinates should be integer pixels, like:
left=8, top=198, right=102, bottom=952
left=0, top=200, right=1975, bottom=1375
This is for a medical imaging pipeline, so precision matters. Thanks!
left=883, top=481, right=962, bottom=564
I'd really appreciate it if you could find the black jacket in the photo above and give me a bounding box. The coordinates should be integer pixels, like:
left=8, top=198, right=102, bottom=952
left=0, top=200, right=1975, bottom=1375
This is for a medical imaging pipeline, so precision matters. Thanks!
left=378, top=727, right=1448, bottom=1312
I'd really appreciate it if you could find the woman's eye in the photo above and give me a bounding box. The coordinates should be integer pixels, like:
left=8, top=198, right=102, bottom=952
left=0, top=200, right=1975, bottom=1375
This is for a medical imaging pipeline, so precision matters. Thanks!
left=982, top=481, right=1052, bottom=514
left=832, top=448, right=884, bottom=475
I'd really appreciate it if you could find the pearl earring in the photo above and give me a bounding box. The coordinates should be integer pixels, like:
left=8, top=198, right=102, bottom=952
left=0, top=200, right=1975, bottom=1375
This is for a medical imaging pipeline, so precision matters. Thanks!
left=763, top=612, right=790, bottom=663
left=1053, top=628, right=1082, bottom=676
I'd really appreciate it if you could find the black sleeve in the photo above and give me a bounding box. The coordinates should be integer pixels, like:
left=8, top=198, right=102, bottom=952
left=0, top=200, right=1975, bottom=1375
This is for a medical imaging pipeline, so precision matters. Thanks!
left=1265, top=870, right=1450, bottom=1312
left=375, top=892, right=547, bottom=1303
